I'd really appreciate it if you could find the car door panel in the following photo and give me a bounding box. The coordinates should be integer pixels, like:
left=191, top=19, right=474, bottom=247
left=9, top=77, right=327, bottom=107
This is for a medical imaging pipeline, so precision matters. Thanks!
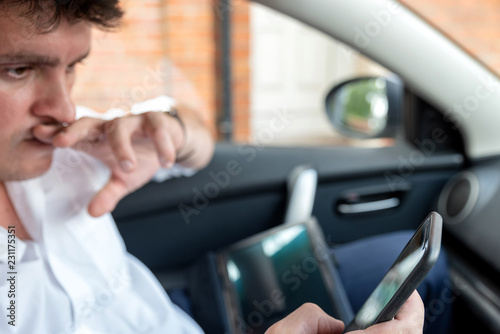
left=313, top=170, right=458, bottom=244
left=117, top=192, right=285, bottom=270
left=113, top=143, right=462, bottom=271
left=439, top=159, right=500, bottom=273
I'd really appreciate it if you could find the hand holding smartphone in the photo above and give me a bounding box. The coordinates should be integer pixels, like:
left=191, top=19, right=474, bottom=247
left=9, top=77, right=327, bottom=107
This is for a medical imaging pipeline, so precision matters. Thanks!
left=344, top=212, right=442, bottom=332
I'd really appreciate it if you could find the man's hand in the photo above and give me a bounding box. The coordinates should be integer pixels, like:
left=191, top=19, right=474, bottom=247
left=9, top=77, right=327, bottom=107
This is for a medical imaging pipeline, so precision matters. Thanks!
left=265, top=303, right=345, bottom=334
left=33, top=106, right=214, bottom=217
left=265, top=291, right=424, bottom=334
left=350, top=291, right=425, bottom=334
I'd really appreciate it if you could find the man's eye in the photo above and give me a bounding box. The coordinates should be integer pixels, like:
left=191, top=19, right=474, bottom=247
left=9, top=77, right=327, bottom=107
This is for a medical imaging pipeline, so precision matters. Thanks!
left=67, top=64, right=76, bottom=73
left=5, top=67, right=32, bottom=79
left=67, top=60, right=84, bottom=74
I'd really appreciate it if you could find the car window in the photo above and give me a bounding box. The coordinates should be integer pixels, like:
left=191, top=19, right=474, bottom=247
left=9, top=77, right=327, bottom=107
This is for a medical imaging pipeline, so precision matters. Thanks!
left=71, top=1, right=498, bottom=152
left=71, top=1, right=392, bottom=149
left=248, top=3, right=391, bottom=148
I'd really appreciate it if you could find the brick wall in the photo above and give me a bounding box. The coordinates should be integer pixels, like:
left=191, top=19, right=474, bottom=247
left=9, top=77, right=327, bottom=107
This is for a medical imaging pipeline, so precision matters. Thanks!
left=400, top=0, right=500, bottom=74
left=160, top=0, right=218, bottom=136
left=72, top=0, right=250, bottom=140
left=229, top=0, right=251, bottom=141
left=73, top=0, right=168, bottom=116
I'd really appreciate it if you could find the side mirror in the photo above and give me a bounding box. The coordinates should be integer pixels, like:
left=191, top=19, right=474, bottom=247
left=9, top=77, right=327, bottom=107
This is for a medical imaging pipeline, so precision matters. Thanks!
left=325, top=76, right=403, bottom=138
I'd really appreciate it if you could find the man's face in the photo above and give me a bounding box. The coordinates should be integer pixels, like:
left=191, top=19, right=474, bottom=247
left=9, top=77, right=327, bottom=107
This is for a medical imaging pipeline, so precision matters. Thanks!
left=0, top=10, right=91, bottom=181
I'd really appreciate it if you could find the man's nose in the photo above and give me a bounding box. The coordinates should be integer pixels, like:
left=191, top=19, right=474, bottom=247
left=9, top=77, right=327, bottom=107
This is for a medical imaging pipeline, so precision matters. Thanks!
left=32, top=75, right=76, bottom=124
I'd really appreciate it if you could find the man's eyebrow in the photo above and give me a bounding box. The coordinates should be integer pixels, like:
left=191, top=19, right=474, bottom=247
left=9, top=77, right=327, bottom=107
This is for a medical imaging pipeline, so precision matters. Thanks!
left=71, top=49, right=90, bottom=65
left=0, top=49, right=90, bottom=66
left=0, top=52, right=60, bottom=65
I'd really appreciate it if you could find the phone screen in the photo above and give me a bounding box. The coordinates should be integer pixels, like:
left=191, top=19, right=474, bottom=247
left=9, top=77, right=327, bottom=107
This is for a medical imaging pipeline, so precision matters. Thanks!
left=352, top=223, right=429, bottom=327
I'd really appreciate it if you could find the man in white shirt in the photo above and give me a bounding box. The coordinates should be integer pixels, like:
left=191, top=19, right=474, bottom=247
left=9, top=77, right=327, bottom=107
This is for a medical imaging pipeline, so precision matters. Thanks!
left=0, top=1, right=426, bottom=333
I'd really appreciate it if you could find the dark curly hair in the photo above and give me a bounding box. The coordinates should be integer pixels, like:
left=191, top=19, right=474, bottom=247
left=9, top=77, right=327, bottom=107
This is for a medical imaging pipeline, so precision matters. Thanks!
left=1, top=0, right=124, bottom=30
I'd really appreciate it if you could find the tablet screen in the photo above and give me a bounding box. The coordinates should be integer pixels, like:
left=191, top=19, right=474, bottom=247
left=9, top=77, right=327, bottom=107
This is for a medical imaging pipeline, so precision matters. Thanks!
left=221, top=224, right=335, bottom=333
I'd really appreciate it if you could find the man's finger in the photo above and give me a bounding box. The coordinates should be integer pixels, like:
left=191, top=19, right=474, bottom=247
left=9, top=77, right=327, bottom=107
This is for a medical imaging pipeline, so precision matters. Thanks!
left=394, top=290, right=424, bottom=322
left=104, top=117, right=141, bottom=172
left=52, top=117, right=105, bottom=148
left=143, top=112, right=179, bottom=168
left=353, top=291, right=425, bottom=334
left=87, top=177, right=128, bottom=217
left=33, top=123, right=66, bottom=144
left=265, top=303, right=345, bottom=334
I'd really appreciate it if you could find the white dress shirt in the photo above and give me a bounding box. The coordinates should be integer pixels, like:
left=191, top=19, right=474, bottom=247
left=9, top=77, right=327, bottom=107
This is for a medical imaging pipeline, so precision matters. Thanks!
left=0, top=148, right=204, bottom=334
left=0, top=99, right=204, bottom=333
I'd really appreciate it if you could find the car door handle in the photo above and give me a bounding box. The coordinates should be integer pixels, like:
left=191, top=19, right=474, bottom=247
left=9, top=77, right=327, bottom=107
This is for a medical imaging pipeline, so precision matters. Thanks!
left=337, top=197, right=400, bottom=214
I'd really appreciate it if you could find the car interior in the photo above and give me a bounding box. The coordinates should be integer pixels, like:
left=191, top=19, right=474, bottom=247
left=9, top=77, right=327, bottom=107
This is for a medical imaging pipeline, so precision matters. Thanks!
left=110, top=0, right=500, bottom=333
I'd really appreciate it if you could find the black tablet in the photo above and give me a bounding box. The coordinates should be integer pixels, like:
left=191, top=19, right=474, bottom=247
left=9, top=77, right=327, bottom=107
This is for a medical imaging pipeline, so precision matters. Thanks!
left=216, top=218, right=353, bottom=334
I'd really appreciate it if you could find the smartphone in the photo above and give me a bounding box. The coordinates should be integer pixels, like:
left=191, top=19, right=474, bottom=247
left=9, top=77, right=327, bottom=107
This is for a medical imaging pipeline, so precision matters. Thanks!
left=344, top=211, right=442, bottom=332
